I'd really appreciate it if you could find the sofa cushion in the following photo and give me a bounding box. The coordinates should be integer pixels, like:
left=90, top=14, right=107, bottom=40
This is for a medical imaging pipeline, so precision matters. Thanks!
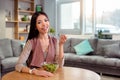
left=65, top=53, right=117, bottom=67
left=74, top=39, right=93, bottom=55
left=11, top=39, right=23, bottom=57
left=0, top=38, right=13, bottom=59
left=102, top=43, right=120, bottom=58
left=64, top=38, right=71, bottom=53
left=96, top=39, right=120, bottom=55
left=116, top=59, right=120, bottom=67
left=95, top=57, right=118, bottom=67
left=1, top=57, right=19, bottom=70
left=21, top=42, right=25, bottom=48
left=70, top=38, right=97, bottom=54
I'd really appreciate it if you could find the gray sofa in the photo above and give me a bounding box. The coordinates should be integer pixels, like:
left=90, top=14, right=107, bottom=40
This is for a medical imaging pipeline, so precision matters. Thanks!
left=0, top=38, right=23, bottom=77
left=64, top=38, right=120, bottom=76
left=1, top=38, right=120, bottom=77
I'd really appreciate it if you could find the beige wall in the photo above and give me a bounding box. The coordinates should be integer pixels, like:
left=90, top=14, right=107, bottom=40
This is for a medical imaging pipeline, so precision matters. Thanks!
left=0, top=0, right=6, bottom=39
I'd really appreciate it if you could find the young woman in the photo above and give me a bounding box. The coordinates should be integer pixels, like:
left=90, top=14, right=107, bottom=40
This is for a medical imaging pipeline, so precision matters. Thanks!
left=15, top=11, right=67, bottom=77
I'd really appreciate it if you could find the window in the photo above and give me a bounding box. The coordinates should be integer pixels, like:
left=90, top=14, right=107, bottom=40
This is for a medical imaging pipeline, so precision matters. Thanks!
left=60, top=2, right=80, bottom=29
left=84, top=0, right=93, bottom=34
left=96, top=0, right=120, bottom=34
left=57, top=0, right=120, bottom=35
left=57, top=0, right=80, bottom=34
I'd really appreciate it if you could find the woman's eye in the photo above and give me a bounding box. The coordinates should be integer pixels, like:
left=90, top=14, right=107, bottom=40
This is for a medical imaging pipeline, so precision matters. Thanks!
left=45, top=19, right=48, bottom=22
left=38, top=22, right=41, bottom=24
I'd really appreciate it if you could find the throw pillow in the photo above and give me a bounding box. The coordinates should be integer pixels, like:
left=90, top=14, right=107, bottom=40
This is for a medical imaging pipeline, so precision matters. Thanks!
left=74, top=39, right=94, bottom=55
left=102, top=43, right=120, bottom=58
left=0, top=39, right=13, bottom=59
left=21, top=42, right=25, bottom=49
left=11, top=39, right=23, bottom=57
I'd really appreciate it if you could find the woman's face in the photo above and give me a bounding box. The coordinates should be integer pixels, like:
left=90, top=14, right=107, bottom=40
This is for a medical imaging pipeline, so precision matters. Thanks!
left=36, top=14, right=50, bottom=34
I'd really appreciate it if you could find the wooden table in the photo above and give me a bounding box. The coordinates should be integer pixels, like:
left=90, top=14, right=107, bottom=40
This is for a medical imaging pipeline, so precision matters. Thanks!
left=2, top=67, right=100, bottom=80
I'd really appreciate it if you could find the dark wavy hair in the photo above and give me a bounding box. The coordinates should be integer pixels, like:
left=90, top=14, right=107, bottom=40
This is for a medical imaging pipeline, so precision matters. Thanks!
left=27, top=11, right=49, bottom=41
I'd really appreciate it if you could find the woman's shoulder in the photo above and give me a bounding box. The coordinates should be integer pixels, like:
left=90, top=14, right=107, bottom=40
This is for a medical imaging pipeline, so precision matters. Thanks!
left=28, top=37, right=37, bottom=42
left=26, top=38, right=38, bottom=45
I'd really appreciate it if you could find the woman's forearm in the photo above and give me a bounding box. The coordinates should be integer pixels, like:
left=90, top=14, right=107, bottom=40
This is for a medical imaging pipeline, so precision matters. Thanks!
left=58, top=44, right=65, bottom=68
left=15, top=40, right=32, bottom=72
left=58, top=34, right=67, bottom=59
left=58, top=34, right=67, bottom=67
left=59, top=44, right=64, bottom=59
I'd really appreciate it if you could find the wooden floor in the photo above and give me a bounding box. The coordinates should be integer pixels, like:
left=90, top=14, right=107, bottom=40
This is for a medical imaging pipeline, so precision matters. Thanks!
left=101, top=75, right=120, bottom=80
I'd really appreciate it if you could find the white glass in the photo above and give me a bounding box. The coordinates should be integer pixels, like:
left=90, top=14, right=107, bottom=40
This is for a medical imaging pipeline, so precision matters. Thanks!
left=60, top=2, right=80, bottom=29
left=96, top=0, right=120, bottom=34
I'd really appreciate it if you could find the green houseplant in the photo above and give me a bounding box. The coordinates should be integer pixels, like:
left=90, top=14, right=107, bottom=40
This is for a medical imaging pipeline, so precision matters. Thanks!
left=49, top=27, right=55, bottom=35
left=98, top=30, right=103, bottom=39
left=21, top=15, right=28, bottom=21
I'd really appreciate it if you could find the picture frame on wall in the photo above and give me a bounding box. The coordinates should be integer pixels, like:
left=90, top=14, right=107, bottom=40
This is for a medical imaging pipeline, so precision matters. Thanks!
left=36, top=5, right=43, bottom=12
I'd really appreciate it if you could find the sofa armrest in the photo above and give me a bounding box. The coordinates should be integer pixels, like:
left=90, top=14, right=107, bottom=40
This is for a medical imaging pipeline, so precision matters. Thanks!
left=0, top=57, right=1, bottom=77
left=0, top=56, right=1, bottom=69
left=11, top=39, right=23, bottom=57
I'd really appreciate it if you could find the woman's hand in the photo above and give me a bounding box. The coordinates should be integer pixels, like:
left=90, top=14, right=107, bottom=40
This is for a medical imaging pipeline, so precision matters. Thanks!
left=32, top=68, right=54, bottom=77
left=59, top=34, right=67, bottom=45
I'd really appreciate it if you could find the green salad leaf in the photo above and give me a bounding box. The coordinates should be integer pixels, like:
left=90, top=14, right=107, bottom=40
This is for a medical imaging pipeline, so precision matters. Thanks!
left=42, top=63, right=58, bottom=73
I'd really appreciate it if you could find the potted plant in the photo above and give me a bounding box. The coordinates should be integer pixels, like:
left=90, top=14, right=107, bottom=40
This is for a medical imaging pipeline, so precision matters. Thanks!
left=49, top=27, right=55, bottom=36
left=98, top=30, right=103, bottom=39
left=21, top=15, right=28, bottom=21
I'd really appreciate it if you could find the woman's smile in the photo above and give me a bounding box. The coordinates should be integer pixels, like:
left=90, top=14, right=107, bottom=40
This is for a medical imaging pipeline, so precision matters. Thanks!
left=36, top=15, right=50, bottom=34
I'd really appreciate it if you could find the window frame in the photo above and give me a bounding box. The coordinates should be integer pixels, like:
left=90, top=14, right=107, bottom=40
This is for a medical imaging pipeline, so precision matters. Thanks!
left=57, top=0, right=81, bottom=35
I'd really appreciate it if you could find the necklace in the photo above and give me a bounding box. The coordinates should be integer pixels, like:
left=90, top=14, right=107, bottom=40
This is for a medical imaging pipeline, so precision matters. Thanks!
left=43, top=46, right=49, bottom=65
left=39, top=38, right=49, bottom=52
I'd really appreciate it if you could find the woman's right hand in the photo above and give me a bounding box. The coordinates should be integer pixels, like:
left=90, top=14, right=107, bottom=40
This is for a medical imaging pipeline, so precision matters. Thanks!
left=32, top=68, right=54, bottom=77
